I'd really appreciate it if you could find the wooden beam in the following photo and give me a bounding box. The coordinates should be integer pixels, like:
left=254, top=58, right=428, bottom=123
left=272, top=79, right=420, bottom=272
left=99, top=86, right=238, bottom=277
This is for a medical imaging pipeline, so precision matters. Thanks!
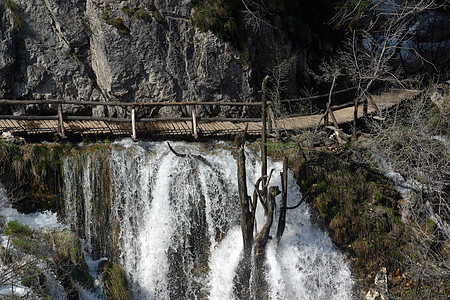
left=267, top=107, right=280, bottom=139
left=191, top=105, right=198, bottom=139
left=57, top=102, right=66, bottom=138
left=131, top=107, right=137, bottom=141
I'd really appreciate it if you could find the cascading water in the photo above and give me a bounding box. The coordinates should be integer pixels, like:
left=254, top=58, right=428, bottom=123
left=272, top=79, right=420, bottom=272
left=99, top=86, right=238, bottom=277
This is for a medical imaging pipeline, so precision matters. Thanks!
left=62, top=139, right=354, bottom=299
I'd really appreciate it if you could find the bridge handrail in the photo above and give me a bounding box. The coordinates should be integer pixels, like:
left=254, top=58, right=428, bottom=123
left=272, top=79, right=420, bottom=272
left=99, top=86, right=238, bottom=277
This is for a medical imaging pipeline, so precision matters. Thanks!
left=0, top=98, right=264, bottom=140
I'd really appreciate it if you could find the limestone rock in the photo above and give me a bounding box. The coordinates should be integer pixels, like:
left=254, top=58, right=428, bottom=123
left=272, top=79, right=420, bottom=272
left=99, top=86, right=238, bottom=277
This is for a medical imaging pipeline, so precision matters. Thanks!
left=1, top=0, right=289, bottom=118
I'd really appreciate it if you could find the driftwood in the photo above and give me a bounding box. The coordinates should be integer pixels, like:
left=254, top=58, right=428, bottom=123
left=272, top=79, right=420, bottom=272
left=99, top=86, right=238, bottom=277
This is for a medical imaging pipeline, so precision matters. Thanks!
left=166, top=142, right=211, bottom=167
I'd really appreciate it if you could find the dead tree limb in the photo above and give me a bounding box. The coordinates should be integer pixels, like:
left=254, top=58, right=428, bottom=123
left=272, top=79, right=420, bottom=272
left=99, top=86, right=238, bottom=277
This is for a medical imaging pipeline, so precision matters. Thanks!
left=276, top=157, right=288, bottom=243
left=254, top=186, right=281, bottom=300
left=235, top=128, right=254, bottom=253
left=167, top=142, right=211, bottom=167
left=167, top=142, right=187, bottom=157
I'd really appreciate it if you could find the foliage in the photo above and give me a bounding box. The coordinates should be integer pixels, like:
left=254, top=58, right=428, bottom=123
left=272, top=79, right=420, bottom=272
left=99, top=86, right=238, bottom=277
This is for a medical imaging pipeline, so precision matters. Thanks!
left=331, top=0, right=372, bottom=30
left=296, top=150, right=433, bottom=297
left=192, top=0, right=251, bottom=62
left=50, top=229, right=94, bottom=288
left=3, top=220, right=32, bottom=236
left=5, top=0, right=17, bottom=10
left=12, top=238, right=39, bottom=254
left=0, top=142, right=74, bottom=212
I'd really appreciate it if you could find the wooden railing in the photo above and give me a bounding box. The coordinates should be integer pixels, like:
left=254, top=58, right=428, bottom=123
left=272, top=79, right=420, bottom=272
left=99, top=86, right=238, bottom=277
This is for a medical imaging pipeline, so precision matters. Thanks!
left=0, top=99, right=263, bottom=140
left=0, top=87, right=357, bottom=140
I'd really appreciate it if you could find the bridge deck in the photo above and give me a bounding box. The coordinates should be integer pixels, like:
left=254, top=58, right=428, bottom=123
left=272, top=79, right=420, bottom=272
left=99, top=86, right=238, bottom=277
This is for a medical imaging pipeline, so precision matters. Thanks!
left=0, top=89, right=420, bottom=140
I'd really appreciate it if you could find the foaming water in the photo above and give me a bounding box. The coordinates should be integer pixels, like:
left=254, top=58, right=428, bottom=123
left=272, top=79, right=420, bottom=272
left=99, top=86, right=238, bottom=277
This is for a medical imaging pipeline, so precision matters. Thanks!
left=62, top=140, right=354, bottom=299
left=0, top=182, right=64, bottom=230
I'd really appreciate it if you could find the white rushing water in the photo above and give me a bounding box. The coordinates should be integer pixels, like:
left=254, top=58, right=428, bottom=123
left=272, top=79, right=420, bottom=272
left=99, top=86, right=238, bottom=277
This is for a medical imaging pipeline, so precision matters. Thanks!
left=62, top=139, right=354, bottom=299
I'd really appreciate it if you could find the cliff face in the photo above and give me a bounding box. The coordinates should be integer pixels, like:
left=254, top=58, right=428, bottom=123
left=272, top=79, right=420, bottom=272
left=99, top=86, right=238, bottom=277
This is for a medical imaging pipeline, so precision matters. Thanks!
left=0, top=0, right=259, bottom=117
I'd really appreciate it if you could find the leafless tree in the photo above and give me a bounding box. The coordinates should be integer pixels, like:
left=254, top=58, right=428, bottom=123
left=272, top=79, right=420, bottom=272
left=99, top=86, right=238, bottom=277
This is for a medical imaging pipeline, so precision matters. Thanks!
left=321, top=0, right=442, bottom=126
left=366, top=84, right=449, bottom=295
left=239, top=0, right=276, bottom=34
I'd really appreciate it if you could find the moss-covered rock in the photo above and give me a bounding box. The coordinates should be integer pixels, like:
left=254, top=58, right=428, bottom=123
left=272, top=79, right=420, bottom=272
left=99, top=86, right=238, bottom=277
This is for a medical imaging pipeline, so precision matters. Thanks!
left=48, top=229, right=94, bottom=289
left=0, top=141, right=73, bottom=213
left=296, top=149, right=413, bottom=297
left=101, top=261, right=130, bottom=300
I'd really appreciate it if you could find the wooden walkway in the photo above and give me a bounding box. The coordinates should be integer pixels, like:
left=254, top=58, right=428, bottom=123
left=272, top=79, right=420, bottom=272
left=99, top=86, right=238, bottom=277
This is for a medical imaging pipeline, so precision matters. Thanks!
left=0, top=89, right=420, bottom=140
left=0, top=119, right=263, bottom=138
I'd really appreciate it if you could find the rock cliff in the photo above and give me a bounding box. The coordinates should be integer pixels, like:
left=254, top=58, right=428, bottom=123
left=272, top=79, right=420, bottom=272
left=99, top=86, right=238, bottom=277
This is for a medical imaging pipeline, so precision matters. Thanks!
left=0, top=0, right=266, bottom=117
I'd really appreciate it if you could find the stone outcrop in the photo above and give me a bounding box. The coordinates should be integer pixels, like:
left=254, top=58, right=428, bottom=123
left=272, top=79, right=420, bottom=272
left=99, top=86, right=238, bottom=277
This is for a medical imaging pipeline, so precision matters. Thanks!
left=0, top=0, right=263, bottom=118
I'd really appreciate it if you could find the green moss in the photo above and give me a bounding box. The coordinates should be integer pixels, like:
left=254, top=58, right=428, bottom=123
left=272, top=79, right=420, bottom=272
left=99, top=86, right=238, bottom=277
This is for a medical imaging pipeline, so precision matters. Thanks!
left=134, top=8, right=149, bottom=20
left=298, top=150, right=407, bottom=276
left=3, top=220, right=32, bottom=236
left=120, top=6, right=133, bottom=17
left=102, top=261, right=130, bottom=300
left=106, top=18, right=131, bottom=35
left=5, top=0, right=21, bottom=31
left=50, top=229, right=94, bottom=288
left=145, top=4, right=164, bottom=23
left=12, top=238, right=39, bottom=254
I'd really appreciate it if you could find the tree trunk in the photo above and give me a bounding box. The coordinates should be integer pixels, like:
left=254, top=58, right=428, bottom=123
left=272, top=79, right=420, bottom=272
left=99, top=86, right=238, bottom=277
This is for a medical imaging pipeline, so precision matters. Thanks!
left=234, top=128, right=254, bottom=299
left=254, top=186, right=280, bottom=299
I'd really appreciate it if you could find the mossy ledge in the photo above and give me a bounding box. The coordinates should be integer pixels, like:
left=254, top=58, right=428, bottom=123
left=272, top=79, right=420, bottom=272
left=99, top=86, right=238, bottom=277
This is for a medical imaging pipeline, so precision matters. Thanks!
left=293, top=149, right=448, bottom=299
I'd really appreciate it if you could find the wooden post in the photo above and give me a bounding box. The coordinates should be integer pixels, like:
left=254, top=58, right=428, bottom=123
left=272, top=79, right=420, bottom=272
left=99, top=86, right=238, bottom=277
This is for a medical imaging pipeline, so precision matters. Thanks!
left=268, top=106, right=280, bottom=140
left=131, top=106, right=137, bottom=141
left=261, top=76, right=269, bottom=198
left=57, top=101, right=66, bottom=138
left=191, top=104, right=198, bottom=139
left=276, top=157, right=288, bottom=243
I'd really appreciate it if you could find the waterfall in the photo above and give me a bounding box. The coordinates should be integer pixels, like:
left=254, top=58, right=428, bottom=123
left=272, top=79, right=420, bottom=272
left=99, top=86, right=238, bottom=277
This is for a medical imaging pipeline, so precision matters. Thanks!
left=62, top=140, right=354, bottom=299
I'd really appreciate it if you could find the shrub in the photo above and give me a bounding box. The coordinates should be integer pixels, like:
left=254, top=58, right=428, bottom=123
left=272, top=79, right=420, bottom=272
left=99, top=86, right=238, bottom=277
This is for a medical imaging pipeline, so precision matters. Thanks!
left=191, top=0, right=250, bottom=62
left=106, top=18, right=130, bottom=35
left=134, top=8, right=149, bottom=20
left=120, top=6, right=133, bottom=17
left=12, top=238, right=38, bottom=254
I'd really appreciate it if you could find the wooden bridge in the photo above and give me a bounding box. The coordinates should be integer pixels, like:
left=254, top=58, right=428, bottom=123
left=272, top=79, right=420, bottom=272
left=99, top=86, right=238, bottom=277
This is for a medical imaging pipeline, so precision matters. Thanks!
left=0, top=89, right=420, bottom=141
